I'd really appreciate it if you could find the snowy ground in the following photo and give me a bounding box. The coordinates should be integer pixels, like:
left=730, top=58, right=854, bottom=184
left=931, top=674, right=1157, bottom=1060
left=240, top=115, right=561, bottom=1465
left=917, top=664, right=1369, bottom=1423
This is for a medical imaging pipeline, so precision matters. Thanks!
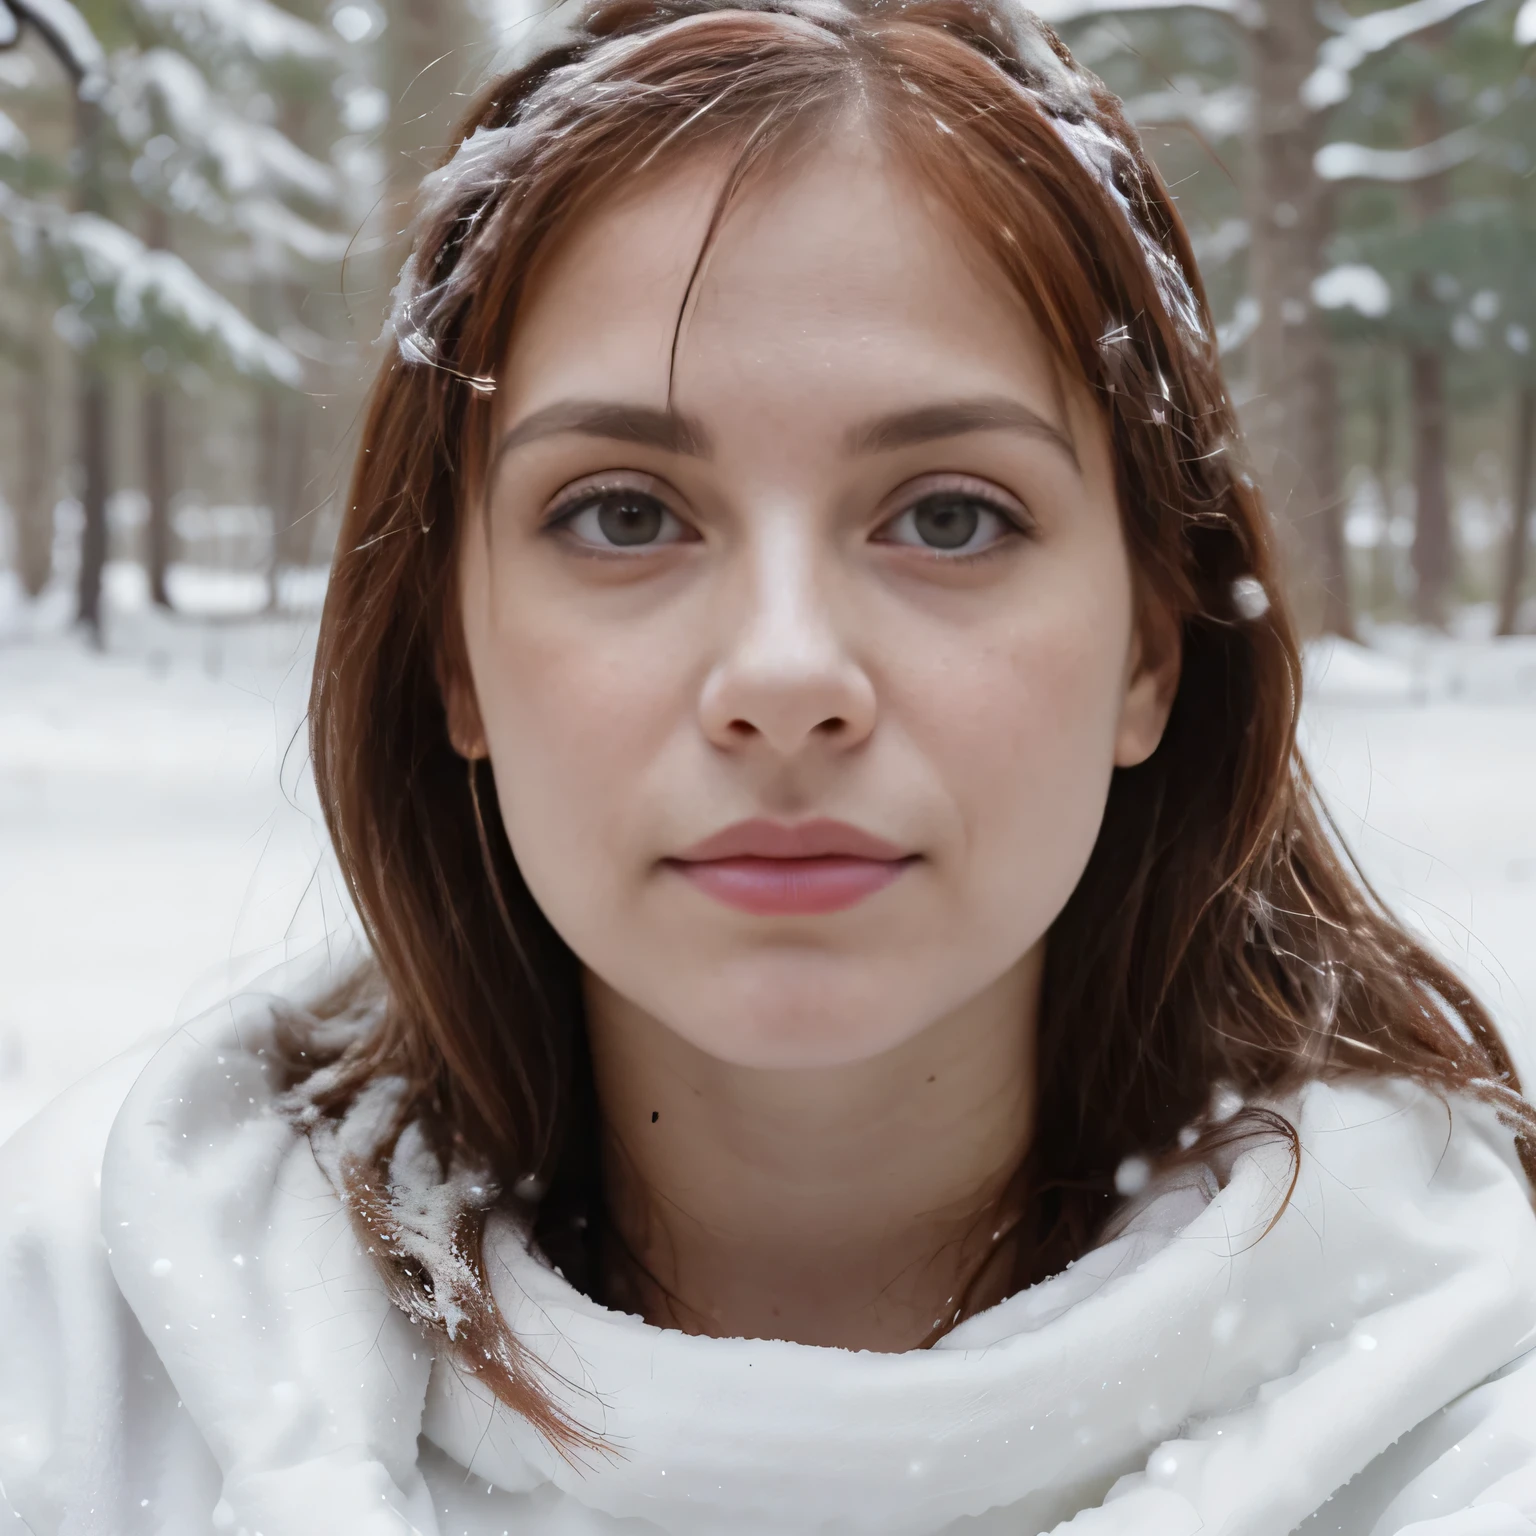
left=1, top=573, right=1534, bottom=1145
left=1300, top=623, right=1536, bottom=1084
left=0, top=567, right=350, bottom=1145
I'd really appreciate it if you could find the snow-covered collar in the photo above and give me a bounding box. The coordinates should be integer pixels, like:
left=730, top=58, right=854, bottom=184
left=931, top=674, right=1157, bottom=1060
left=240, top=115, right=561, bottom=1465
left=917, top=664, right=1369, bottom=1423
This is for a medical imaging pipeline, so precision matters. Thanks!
left=101, top=987, right=1536, bottom=1536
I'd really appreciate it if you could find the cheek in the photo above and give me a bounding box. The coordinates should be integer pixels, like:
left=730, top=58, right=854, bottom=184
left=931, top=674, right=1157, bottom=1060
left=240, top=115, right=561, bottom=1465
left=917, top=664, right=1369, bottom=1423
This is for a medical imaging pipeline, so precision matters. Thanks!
left=463, top=580, right=684, bottom=919
left=906, top=564, right=1133, bottom=922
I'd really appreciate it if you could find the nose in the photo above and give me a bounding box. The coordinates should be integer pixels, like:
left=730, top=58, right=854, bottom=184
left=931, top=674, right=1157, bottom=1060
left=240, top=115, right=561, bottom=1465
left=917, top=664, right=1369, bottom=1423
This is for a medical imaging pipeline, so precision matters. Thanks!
left=698, top=516, right=877, bottom=759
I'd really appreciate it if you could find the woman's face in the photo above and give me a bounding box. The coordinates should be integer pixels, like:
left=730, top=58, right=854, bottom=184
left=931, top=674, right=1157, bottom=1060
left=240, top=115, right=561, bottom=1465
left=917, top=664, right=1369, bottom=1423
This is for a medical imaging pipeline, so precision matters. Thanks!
left=455, top=127, right=1177, bottom=1071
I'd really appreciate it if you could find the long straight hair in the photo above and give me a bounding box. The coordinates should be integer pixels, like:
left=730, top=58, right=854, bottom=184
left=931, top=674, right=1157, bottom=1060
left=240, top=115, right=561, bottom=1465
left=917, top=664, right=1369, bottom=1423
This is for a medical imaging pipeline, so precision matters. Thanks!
left=291, top=0, right=1534, bottom=1445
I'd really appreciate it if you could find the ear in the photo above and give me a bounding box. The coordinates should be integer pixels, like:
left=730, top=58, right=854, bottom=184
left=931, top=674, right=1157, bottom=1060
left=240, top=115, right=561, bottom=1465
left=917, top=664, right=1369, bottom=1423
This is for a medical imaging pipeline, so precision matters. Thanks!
left=436, top=645, right=489, bottom=761
left=1113, top=597, right=1182, bottom=769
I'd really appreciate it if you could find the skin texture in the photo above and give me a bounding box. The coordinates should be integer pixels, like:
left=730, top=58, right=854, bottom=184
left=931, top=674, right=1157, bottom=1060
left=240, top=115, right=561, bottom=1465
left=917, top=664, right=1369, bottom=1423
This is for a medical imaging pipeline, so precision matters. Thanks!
left=450, top=125, right=1180, bottom=1350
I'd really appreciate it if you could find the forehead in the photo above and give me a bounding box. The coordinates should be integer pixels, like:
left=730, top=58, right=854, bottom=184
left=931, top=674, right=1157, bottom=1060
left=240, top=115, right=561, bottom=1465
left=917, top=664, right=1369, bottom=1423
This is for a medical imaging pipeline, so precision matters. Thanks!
left=497, top=126, right=1071, bottom=436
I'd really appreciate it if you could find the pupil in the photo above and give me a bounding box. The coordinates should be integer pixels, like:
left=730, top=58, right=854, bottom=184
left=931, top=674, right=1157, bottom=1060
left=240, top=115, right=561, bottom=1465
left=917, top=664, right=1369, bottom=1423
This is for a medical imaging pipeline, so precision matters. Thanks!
left=597, top=495, right=663, bottom=546
left=913, top=497, right=979, bottom=550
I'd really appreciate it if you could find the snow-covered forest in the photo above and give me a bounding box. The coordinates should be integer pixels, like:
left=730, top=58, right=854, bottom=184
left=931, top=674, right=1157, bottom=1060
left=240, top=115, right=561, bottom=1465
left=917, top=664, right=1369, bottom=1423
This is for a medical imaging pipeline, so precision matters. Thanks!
left=1, top=0, right=1535, bottom=1141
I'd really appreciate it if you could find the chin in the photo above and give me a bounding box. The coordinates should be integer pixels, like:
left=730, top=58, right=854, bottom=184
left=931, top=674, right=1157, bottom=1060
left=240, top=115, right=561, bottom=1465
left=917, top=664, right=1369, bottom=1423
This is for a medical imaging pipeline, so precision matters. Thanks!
left=666, top=965, right=939, bottom=1071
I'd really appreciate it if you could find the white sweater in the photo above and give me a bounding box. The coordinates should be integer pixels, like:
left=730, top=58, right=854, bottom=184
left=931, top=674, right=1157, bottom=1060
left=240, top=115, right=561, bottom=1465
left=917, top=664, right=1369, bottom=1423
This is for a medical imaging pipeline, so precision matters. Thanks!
left=4, top=987, right=1536, bottom=1536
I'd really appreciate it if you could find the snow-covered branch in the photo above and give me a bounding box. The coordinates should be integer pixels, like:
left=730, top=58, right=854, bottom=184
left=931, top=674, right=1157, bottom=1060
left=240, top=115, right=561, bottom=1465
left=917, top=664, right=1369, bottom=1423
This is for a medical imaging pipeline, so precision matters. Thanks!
left=4, top=0, right=106, bottom=90
left=0, top=107, right=27, bottom=156
left=1315, top=127, right=1479, bottom=182
left=233, top=197, right=351, bottom=266
left=0, top=184, right=302, bottom=384
left=1028, top=0, right=1261, bottom=28
left=1313, top=264, right=1391, bottom=317
left=113, top=48, right=336, bottom=205
left=1303, top=0, right=1491, bottom=110
left=133, top=0, right=333, bottom=66
left=1125, top=83, right=1251, bottom=138
left=1190, top=217, right=1250, bottom=267
left=1217, top=294, right=1260, bottom=354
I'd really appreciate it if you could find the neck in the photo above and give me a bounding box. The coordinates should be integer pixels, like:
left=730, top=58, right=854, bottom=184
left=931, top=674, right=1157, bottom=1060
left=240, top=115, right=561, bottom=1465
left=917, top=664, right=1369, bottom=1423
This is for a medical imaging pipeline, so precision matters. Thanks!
left=583, top=954, right=1039, bottom=1351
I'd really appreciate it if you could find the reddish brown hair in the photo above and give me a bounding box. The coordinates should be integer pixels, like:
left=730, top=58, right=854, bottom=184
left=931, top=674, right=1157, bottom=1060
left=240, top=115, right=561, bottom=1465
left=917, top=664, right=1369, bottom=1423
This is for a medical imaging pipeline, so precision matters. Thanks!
left=292, top=0, right=1532, bottom=1445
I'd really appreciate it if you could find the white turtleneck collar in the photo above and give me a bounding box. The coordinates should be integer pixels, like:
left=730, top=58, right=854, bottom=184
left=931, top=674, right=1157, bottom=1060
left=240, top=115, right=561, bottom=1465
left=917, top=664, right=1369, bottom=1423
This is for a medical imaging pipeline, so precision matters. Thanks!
left=95, top=988, right=1536, bottom=1536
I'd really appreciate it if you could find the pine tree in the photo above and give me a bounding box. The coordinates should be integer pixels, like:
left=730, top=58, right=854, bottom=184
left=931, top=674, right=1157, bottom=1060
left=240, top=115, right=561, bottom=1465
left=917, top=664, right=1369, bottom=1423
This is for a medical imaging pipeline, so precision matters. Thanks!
left=1038, top=0, right=1529, bottom=637
left=0, top=0, right=361, bottom=633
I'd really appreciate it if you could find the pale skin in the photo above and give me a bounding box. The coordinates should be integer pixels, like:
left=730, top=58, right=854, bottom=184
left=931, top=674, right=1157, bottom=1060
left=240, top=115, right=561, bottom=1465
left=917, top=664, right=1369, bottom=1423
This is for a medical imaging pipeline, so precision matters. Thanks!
left=447, top=123, right=1180, bottom=1351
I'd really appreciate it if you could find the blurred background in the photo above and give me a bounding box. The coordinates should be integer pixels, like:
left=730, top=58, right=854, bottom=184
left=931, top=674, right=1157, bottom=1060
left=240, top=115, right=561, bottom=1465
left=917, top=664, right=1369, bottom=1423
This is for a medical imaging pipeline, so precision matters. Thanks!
left=0, top=0, right=1533, bottom=1143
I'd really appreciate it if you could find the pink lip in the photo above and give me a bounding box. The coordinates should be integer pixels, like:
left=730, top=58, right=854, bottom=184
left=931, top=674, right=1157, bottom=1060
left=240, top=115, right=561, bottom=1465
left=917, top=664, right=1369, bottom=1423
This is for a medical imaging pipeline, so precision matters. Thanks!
left=665, top=818, right=916, bottom=916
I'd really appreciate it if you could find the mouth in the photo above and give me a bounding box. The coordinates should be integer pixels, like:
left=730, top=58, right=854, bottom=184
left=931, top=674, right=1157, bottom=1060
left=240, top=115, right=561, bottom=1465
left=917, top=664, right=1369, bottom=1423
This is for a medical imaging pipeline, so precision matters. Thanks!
left=663, top=818, right=918, bottom=917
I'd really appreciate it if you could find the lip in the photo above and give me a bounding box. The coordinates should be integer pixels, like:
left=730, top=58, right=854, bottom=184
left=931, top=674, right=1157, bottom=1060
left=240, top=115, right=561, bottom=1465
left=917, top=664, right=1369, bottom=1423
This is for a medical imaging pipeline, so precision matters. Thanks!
left=665, top=818, right=917, bottom=916
left=672, top=818, right=910, bottom=863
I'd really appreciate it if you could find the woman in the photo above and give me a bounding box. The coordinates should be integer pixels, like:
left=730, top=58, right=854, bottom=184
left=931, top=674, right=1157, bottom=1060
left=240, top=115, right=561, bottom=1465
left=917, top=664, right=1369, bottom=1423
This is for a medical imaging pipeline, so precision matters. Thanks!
left=4, top=0, right=1536, bottom=1530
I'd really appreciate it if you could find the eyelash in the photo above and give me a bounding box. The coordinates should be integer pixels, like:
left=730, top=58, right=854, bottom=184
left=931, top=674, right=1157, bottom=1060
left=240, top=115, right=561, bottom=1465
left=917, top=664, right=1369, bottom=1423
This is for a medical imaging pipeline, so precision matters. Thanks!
left=540, top=475, right=1034, bottom=559
left=541, top=477, right=692, bottom=556
left=874, top=476, right=1035, bottom=563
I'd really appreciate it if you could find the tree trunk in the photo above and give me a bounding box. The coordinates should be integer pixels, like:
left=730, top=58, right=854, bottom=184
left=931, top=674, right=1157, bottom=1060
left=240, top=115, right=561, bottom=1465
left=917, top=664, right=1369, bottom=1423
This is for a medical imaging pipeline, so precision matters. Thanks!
left=74, top=95, right=109, bottom=644
left=77, top=365, right=109, bottom=642
left=1305, top=320, right=1354, bottom=636
left=1369, top=352, right=1394, bottom=616
left=263, top=107, right=311, bottom=612
left=264, top=394, right=314, bottom=612
left=15, top=341, right=52, bottom=598
left=144, top=203, right=173, bottom=609
left=278, top=393, right=311, bottom=566
left=1497, top=385, right=1536, bottom=636
left=1245, top=0, right=1354, bottom=639
left=144, top=382, right=171, bottom=608
left=1408, top=341, right=1452, bottom=627
left=1407, top=89, right=1454, bottom=632
left=258, top=381, right=284, bottom=609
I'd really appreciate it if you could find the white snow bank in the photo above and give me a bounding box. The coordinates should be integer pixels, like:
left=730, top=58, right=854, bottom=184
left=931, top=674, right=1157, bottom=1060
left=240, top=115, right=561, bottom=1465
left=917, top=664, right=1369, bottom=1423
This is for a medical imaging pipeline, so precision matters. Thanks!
left=1304, top=637, right=1417, bottom=704
left=0, top=568, right=349, bottom=1146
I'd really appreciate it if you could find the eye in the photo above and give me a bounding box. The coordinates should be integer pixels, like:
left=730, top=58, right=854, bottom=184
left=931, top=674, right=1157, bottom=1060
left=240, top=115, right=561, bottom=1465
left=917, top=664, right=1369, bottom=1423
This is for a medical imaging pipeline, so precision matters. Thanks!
left=876, top=485, right=1026, bottom=557
left=547, top=482, right=694, bottom=552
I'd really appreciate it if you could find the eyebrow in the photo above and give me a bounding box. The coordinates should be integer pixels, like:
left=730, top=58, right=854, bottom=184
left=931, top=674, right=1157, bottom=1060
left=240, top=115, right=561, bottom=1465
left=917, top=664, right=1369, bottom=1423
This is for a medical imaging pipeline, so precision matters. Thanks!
left=489, top=391, right=1079, bottom=482
left=847, top=396, right=1080, bottom=470
left=492, top=401, right=712, bottom=467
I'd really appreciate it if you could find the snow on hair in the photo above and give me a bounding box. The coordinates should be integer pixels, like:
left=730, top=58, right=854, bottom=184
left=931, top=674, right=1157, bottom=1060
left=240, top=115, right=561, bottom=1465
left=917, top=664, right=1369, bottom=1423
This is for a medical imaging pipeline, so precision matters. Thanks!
left=382, top=0, right=1206, bottom=386
left=1043, top=112, right=1206, bottom=345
